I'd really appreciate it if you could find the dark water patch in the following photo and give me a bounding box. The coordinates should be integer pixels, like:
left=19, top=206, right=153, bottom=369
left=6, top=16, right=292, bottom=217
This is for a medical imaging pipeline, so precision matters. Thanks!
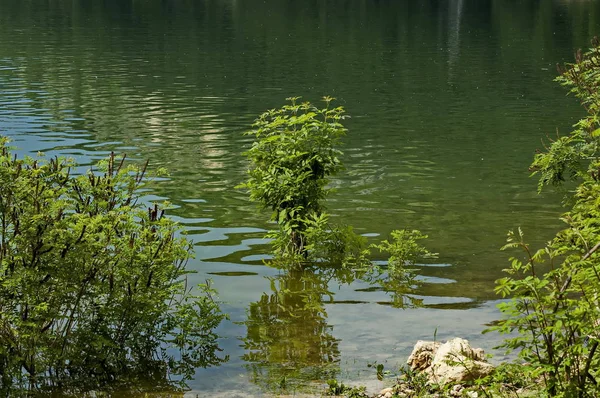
left=208, top=271, right=259, bottom=277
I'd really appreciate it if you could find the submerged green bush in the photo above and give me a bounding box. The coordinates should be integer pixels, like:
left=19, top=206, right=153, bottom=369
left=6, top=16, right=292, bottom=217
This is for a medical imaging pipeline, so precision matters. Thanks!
left=240, top=97, right=434, bottom=312
left=371, top=229, right=436, bottom=308
left=239, top=96, right=351, bottom=259
left=0, top=139, right=225, bottom=395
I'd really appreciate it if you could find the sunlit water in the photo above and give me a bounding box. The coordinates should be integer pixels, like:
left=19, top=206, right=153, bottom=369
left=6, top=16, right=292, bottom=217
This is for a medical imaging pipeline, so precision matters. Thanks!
left=1, top=0, right=599, bottom=395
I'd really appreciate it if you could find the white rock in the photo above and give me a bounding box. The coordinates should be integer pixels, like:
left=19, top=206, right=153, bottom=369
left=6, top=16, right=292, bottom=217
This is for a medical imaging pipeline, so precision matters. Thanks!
left=450, top=384, right=464, bottom=396
left=428, top=338, right=494, bottom=385
left=407, top=337, right=494, bottom=386
left=407, top=340, right=441, bottom=371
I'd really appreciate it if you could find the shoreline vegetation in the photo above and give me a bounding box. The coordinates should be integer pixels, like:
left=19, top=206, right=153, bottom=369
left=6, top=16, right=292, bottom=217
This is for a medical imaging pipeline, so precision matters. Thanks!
left=317, top=37, right=600, bottom=398
left=2, top=34, right=600, bottom=397
left=0, top=142, right=226, bottom=396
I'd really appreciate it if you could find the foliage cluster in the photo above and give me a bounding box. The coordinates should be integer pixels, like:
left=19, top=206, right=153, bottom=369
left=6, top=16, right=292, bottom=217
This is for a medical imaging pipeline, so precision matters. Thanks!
left=240, top=97, right=434, bottom=302
left=239, top=96, right=348, bottom=257
left=489, top=38, right=600, bottom=397
left=324, top=379, right=369, bottom=397
left=370, top=230, right=435, bottom=308
left=0, top=141, right=225, bottom=395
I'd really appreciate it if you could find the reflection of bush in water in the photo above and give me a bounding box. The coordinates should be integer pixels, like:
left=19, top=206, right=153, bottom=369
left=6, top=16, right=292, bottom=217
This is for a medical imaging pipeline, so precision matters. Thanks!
left=239, top=259, right=427, bottom=393
left=240, top=267, right=342, bottom=393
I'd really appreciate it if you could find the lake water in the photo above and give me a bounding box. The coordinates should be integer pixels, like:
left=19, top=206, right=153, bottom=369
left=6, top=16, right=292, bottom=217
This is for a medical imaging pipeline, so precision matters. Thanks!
left=1, top=0, right=599, bottom=395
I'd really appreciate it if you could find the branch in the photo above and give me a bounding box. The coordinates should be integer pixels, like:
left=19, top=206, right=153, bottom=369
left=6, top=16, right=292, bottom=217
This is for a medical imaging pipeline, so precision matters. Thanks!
left=580, top=341, right=598, bottom=397
left=553, top=241, right=600, bottom=314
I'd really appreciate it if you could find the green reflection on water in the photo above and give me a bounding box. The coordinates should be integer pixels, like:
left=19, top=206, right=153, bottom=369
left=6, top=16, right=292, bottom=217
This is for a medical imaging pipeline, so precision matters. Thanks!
left=239, top=263, right=364, bottom=394
left=241, top=271, right=340, bottom=393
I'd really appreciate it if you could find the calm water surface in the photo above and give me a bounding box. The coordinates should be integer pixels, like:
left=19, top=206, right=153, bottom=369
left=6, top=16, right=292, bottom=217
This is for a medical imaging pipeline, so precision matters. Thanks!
left=1, top=0, right=600, bottom=395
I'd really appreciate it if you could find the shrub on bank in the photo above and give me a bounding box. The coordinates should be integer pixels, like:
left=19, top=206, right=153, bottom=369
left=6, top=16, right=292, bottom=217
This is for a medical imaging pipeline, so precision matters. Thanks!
left=0, top=139, right=225, bottom=395
left=491, top=38, right=600, bottom=397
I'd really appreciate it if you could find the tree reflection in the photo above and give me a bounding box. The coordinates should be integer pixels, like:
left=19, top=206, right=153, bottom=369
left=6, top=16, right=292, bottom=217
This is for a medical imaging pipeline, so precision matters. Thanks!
left=240, top=264, right=361, bottom=393
left=240, top=259, right=424, bottom=393
left=1, top=338, right=226, bottom=397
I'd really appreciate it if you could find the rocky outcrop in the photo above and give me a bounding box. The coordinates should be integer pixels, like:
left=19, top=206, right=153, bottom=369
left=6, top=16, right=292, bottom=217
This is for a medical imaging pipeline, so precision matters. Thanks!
left=407, top=337, right=494, bottom=385
left=406, top=340, right=441, bottom=372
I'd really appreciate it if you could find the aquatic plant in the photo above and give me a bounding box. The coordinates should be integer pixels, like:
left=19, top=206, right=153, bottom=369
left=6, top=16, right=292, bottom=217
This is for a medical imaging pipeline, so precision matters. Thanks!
left=370, top=229, right=436, bottom=308
left=239, top=97, right=435, bottom=314
left=239, top=96, right=355, bottom=260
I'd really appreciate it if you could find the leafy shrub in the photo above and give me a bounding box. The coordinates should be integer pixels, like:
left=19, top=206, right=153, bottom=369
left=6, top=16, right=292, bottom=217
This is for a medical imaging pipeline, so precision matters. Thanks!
left=239, top=96, right=349, bottom=257
left=490, top=38, right=600, bottom=397
left=371, top=229, right=434, bottom=275
left=0, top=139, right=225, bottom=395
left=240, top=97, right=434, bottom=312
left=266, top=212, right=370, bottom=267
left=371, top=230, right=436, bottom=308
left=325, top=379, right=369, bottom=397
